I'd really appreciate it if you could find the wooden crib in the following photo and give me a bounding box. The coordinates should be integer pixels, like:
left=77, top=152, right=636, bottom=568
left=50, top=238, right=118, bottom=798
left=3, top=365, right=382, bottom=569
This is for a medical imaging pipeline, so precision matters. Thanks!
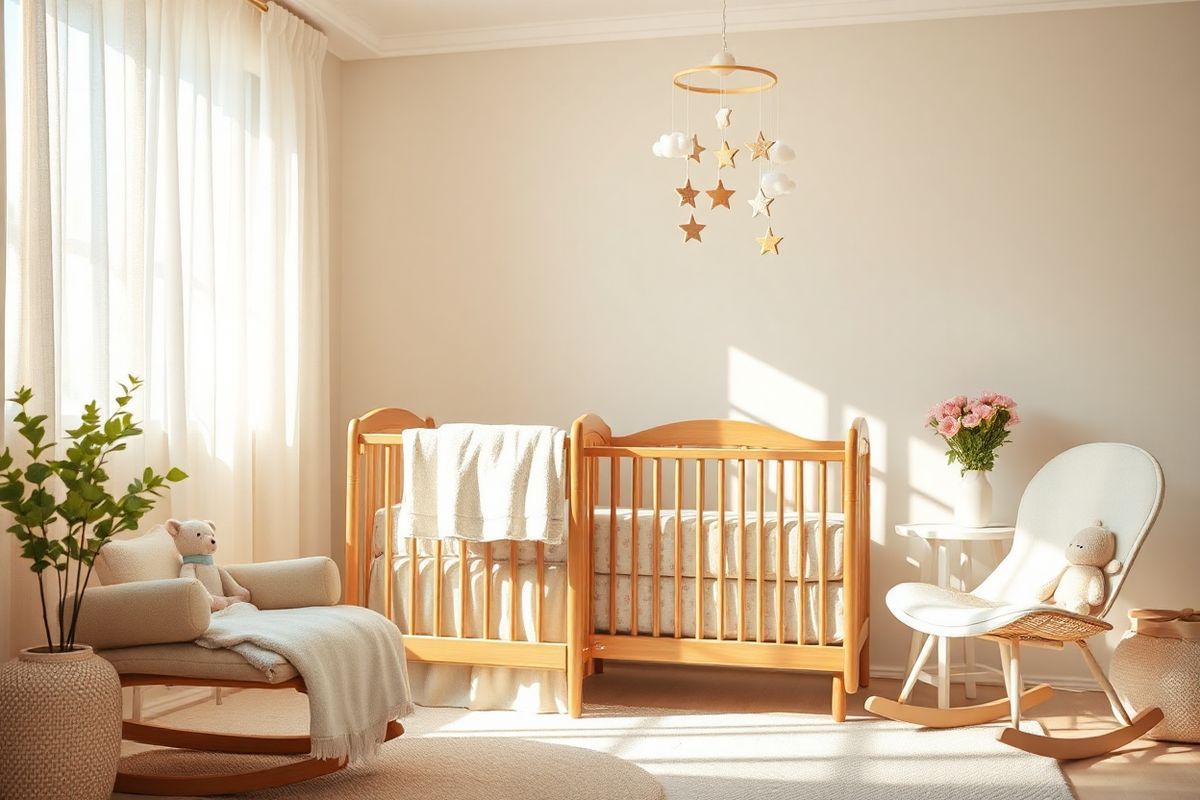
left=345, top=408, right=870, bottom=720
left=572, top=415, right=871, bottom=721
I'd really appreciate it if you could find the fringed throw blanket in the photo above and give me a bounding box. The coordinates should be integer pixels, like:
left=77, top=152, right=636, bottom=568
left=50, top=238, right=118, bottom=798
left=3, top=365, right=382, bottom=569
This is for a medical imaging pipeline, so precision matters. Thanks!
left=196, top=603, right=413, bottom=762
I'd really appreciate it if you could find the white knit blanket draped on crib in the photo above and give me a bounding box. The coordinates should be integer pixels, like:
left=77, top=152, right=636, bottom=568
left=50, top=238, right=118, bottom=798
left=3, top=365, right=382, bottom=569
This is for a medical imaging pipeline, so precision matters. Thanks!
left=196, top=603, right=413, bottom=762
left=398, top=424, right=567, bottom=544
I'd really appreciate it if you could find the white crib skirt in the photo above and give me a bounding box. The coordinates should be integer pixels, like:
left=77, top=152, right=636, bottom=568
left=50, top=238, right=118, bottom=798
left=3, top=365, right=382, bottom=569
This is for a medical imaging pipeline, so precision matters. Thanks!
left=368, top=553, right=568, bottom=713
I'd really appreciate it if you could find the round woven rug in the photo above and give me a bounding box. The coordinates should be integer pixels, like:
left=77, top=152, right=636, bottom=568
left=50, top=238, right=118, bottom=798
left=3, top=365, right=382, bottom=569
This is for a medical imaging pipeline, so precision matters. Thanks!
left=119, top=736, right=665, bottom=800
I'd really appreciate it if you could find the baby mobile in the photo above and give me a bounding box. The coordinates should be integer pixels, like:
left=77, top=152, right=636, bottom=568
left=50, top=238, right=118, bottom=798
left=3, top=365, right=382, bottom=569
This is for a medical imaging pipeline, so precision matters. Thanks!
left=652, top=0, right=795, bottom=255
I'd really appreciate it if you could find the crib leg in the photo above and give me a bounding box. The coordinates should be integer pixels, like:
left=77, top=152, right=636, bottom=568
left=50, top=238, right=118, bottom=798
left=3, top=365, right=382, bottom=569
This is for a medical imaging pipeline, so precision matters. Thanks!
left=858, top=639, right=870, bottom=689
left=592, top=658, right=604, bottom=675
left=832, top=673, right=847, bottom=722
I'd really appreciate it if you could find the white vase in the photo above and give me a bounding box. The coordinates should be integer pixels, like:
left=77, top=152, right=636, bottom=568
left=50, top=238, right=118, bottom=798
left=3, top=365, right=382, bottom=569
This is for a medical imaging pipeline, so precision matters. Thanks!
left=954, top=469, right=993, bottom=528
left=0, top=645, right=122, bottom=799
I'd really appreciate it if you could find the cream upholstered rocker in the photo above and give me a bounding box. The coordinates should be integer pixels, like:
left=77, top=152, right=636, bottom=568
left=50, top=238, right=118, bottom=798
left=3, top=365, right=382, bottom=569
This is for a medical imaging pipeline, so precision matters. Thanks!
left=866, top=443, right=1165, bottom=759
left=66, top=526, right=403, bottom=796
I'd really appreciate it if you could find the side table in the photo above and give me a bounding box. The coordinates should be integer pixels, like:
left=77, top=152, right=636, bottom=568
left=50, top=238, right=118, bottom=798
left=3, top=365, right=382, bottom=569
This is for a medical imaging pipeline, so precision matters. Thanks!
left=894, top=522, right=1015, bottom=708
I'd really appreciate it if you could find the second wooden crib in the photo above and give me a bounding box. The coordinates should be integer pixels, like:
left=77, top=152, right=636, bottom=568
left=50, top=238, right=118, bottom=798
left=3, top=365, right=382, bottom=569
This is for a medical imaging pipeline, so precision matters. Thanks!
left=345, top=408, right=870, bottom=719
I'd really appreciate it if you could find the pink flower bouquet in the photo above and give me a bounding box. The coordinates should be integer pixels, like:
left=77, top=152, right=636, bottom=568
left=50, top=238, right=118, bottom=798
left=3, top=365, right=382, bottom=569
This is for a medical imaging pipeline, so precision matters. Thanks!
left=927, top=392, right=1019, bottom=473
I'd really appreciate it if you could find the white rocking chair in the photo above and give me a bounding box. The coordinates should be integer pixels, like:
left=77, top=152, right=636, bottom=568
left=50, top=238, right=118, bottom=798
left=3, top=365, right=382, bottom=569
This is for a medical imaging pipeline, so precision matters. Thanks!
left=867, top=443, right=1165, bottom=759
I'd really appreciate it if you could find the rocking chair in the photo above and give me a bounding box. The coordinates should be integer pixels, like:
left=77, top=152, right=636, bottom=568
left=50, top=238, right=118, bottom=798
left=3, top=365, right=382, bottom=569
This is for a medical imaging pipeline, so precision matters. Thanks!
left=66, top=526, right=404, bottom=795
left=866, top=443, right=1165, bottom=759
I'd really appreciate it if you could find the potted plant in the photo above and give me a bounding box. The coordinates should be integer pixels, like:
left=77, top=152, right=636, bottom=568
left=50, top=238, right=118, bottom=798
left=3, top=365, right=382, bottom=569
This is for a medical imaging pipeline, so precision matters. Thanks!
left=0, top=377, right=187, bottom=800
left=927, top=392, right=1020, bottom=527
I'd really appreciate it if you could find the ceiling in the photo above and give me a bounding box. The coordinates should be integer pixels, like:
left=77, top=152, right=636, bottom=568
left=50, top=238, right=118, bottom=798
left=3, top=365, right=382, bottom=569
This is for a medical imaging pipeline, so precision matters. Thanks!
left=287, top=0, right=1181, bottom=60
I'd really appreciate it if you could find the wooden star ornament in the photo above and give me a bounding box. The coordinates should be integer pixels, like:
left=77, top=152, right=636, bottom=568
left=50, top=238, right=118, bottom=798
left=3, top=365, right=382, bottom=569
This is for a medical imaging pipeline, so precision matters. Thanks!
left=746, top=131, right=775, bottom=161
left=747, top=189, right=773, bottom=218
left=706, top=180, right=735, bottom=210
left=688, top=134, right=705, bottom=163
left=675, top=179, right=700, bottom=208
left=756, top=227, right=783, bottom=255
left=680, top=214, right=706, bottom=243
left=715, top=140, right=739, bottom=170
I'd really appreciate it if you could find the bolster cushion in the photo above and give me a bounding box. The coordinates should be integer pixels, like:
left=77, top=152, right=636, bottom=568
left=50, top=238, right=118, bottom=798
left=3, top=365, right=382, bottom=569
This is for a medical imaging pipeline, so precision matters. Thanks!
left=65, top=578, right=212, bottom=650
left=225, top=556, right=341, bottom=610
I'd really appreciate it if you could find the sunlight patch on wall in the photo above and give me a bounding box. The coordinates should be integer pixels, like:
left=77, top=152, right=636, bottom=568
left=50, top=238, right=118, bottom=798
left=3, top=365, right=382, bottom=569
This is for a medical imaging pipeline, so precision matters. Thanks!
left=726, top=347, right=828, bottom=437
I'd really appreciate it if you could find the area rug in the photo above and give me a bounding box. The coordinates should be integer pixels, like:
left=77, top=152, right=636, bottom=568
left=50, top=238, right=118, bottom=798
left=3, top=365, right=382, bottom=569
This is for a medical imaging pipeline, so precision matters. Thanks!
left=113, top=691, right=1072, bottom=799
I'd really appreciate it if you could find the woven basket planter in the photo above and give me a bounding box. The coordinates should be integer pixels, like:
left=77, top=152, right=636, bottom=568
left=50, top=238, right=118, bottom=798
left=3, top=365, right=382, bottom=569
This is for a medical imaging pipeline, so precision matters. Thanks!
left=1111, top=608, right=1200, bottom=743
left=0, top=645, right=122, bottom=799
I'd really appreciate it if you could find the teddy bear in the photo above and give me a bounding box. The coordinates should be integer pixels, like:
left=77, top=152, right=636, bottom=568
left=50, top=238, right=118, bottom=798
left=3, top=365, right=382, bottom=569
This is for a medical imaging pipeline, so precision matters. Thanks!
left=1036, top=520, right=1122, bottom=615
left=166, top=519, right=251, bottom=612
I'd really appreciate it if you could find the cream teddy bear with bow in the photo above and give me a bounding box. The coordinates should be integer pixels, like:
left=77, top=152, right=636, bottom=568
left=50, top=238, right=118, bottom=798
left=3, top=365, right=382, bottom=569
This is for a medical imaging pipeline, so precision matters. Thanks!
left=167, top=519, right=251, bottom=612
left=1037, top=520, right=1122, bottom=615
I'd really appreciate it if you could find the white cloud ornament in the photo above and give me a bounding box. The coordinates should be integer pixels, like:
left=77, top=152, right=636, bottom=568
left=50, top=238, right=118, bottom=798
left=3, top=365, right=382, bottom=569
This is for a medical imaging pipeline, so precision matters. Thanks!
left=652, top=132, right=691, bottom=158
left=759, top=172, right=796, bottom=198
left=767, top=141, right=795, bottom=164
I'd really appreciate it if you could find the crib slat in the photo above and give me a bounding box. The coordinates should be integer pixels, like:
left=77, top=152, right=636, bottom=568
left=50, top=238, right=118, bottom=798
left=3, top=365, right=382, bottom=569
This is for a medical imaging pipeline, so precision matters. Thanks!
left=484, top=542, right=492, bottom=640
left=536, top=542, right=544, bottom=643
left=717, top=460, right=726, bottom=641
left=631, top=458, right=641, bottom=638
left=434, top=539, right=444, bottom=636
left=362, top=445, right=375, bottom=610
left=756, top=459, right=765, bottom=644
left=776, top=460, right=785, bottom=645
left=460, top=541, right=469, bottom=637
left=738, top=459, right=746, bottom=642
left=695, top=460, right=705, bottom=641
left=510, top=541, right=519, bottom=641
left=383, top=447, right=395, bottom=625
left=610, top=458, right=619, bottom=636
left=394, top=447, right=408, bottom=630
left=797, top=462, right=806, bottom=645
left=674, top=459, right=683, bottom=639
left=819, top=461, right=828, bottom=646
left=587, top=457, right=596, bottom=638
left=652, top=458, right=662, bottom=637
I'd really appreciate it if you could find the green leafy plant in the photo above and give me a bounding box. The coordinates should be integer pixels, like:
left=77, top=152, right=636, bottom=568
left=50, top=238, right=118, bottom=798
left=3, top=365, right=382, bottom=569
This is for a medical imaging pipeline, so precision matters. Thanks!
left=0, top=376, right=187, bottom=652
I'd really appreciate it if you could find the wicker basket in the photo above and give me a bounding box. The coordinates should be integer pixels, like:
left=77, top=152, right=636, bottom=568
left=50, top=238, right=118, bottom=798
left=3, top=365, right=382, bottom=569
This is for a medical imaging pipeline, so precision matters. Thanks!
left=0, top=645, right=122, bottom=799
left=1111, top=608, right=1200, bottom=743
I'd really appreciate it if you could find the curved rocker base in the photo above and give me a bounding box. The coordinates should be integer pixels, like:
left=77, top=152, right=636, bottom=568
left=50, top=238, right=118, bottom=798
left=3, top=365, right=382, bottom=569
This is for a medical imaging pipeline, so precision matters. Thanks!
left=998, top=707, right=1164, bottom=760
left=115, top=719, right=404, bottom=796
left=864, top=684, right=1054, bottom=729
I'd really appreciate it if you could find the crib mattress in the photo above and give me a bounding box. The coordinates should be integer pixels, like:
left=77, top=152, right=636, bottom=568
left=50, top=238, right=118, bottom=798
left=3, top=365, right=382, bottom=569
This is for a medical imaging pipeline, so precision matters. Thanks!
left=590, top=509, right=844, bottom=583
left=367, top=552, right=844, bottom=646
left=372, top=506, right=844, bottom=583
left=593, top=574, right=845, bottom=645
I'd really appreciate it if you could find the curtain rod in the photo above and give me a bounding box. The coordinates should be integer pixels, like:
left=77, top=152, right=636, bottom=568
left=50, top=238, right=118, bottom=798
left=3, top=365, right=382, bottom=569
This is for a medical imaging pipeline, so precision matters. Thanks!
left=247, top=0, right=268, bottom=11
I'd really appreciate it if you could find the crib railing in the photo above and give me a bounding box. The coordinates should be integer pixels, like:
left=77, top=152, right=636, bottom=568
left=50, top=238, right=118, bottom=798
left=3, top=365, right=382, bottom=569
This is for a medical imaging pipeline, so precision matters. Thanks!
left=572, top=417, right=870, bottom=700
left=344, top=409, right=579, bottom=686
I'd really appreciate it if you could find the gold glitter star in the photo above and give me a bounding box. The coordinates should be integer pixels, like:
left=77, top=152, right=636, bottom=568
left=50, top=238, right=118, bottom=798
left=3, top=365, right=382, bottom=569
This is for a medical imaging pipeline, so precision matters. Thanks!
left=675, top=179, right=700, bottom=208
left=756, top=227, right=783, bottom=255
left=715, top=140, right=738, bottom=169
left=746, top=130, right=775, bottom=161
left=706, top=180, right=735, bottom=210
left=688, top=134, right=705, bottom=163
left=680, top=214, right=706, bottom=243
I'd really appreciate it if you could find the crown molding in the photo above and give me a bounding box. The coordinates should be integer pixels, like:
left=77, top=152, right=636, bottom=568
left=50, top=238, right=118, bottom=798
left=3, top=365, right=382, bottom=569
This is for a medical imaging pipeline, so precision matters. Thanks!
left=300, top=0, right=1191, bottom=61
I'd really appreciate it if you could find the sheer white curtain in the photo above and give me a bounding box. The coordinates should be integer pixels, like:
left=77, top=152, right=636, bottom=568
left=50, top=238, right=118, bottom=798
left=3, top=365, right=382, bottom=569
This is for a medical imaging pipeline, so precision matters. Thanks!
left=4, top=0, right=330, bottom=569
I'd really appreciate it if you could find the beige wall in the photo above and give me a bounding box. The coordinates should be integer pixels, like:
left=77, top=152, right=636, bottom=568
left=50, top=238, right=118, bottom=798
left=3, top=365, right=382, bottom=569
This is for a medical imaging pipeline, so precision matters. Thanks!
left=335, top=3, right=1200, bottom=683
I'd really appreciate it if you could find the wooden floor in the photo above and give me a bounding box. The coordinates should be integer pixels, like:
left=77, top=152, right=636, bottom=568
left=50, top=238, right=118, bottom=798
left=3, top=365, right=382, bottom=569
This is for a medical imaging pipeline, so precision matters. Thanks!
left=585, top=662, right=1200, bottom=800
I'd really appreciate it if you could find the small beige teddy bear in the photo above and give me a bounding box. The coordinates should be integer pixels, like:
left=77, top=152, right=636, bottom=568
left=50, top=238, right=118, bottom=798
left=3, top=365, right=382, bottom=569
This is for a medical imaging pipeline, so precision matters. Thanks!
left=1036, top=520, right=1122, bottom=615
left=166, top=519, right=251, bottom=612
